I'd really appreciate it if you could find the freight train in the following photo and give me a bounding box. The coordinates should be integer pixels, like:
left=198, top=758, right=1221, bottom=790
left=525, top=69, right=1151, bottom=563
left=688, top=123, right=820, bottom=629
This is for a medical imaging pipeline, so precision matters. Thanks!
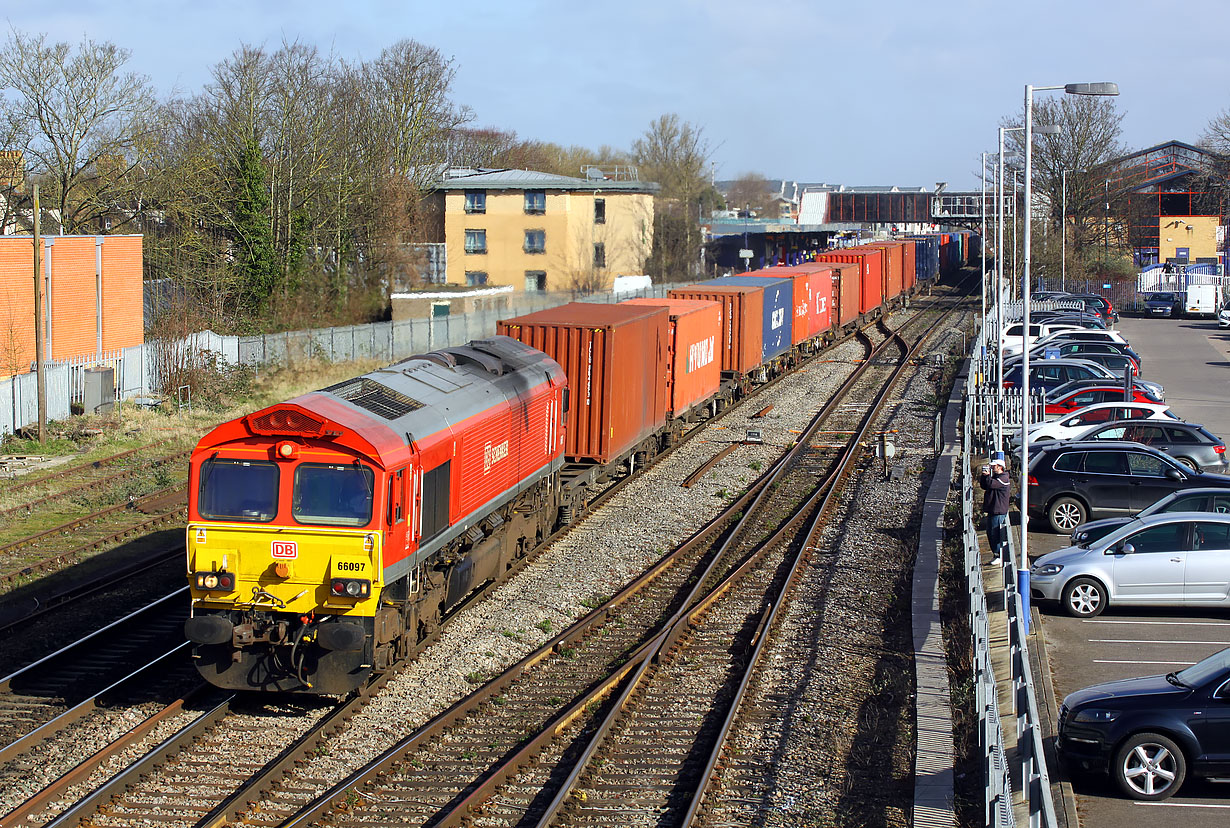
left=183, top=234, right=973, bottom=693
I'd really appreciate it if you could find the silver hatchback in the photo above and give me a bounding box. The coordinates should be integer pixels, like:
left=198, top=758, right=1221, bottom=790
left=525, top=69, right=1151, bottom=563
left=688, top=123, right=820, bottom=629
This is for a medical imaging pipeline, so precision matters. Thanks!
left=1029, top=512, right=1230, bottom=617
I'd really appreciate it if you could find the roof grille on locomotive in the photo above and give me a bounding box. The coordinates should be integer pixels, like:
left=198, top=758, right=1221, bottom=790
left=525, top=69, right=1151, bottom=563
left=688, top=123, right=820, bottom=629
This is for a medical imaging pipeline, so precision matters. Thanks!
left=322, top=377, right=424, bottom=419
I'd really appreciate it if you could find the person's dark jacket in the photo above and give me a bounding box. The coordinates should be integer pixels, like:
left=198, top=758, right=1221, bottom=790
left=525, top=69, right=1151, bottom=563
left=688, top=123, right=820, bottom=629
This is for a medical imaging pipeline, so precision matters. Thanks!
left=980, top=467, right=1011, bottom=515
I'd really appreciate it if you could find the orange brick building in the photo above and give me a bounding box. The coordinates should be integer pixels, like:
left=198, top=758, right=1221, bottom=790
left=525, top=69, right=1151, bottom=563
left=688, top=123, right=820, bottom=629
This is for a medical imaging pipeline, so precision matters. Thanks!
left=0, top=235, right=143, bottom=376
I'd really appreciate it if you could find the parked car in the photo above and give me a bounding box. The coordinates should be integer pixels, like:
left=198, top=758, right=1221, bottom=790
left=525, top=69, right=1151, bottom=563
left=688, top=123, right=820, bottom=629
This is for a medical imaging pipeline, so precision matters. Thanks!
left=1056, top=646, right=1230, bottom=800
left=1219, top=300, right=1230, bottom=329
left=1061, top=420, right=1228, bottom=473
left=1001, top=322, right=1087, bottom=356
left=1033, top=329, right=1131, bottom=349
left=1030, top=340, right=1142, bottom=369
left=1044, top=312, right=1108, bottom=330
left=1067, top=352, right=1140, bottom=378
left=1031, top=511, right=1230, bottom=616
left=1142, top=291, right=1184, bottom=317
left=1025, top=440, right=1230, bottom=532
left=1044, top=381, right=1164, bottom=415
left=1010, top=402, right=1177, bottom=447
left=1070, top=487, right=1230, bottom=547
left=1002, top=358, right=1121, bottom=392
left=1068, top=293, right=1118, bottom=323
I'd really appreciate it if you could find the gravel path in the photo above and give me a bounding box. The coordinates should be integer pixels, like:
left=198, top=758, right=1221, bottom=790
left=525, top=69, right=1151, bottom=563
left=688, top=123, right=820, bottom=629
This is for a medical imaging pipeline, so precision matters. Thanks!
left=701, top=312, right=970, bottom=827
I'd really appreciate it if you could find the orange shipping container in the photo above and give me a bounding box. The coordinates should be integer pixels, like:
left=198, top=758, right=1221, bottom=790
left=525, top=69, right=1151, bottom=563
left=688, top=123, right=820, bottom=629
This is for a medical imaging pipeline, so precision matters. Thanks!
left=865, top=242, right=904, bottom=301
left=497, top=302, right=668, bottom=464
left=816, top=249, right=882, bottom=314
left=667, top=284, right=764, bottom=375
left=899, top=240, right=917, bottom=291
left=830, top=263, right=861, bottom=328
left=622, top=298, right=721, bottom=417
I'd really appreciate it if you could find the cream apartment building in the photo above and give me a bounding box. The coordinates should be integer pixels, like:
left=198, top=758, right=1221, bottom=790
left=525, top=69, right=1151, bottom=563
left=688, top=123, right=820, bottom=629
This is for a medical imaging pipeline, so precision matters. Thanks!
left=433, top=168, right=657, bottom=292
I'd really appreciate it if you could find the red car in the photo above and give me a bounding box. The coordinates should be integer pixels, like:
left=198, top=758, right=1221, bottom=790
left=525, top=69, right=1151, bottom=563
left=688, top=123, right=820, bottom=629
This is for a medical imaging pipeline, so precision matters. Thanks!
left=1044, top=384, right=1161, bottom=415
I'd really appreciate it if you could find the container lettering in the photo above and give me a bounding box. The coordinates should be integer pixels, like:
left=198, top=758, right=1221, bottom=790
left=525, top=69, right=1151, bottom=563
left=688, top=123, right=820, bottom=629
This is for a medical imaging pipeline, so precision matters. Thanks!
left=686, top=336, right=715, bottom=373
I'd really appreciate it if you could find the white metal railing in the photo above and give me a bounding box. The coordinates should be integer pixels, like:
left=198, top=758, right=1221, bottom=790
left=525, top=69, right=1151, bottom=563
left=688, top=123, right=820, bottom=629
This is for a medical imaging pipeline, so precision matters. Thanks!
left=963, top=321, right=1059, bottom=828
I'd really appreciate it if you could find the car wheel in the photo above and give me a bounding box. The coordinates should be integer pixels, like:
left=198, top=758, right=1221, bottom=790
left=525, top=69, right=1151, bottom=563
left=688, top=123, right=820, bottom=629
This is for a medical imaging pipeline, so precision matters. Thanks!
left=1062, top=577, right=1107, bottom=617
left=1113, top=732, right=1186, bottom=801
left=1176, top=456, right=1199, bottom=472
left=1048, top=496, right=1087, bottom=534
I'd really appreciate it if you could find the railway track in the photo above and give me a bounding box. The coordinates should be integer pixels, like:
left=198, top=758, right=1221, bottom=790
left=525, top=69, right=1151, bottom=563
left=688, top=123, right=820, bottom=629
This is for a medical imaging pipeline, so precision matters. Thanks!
left=250, top=295, right=964, bottom=828
left=0, top=590, right=190, bottom=761
left=3, top=284, right=969, bottom=827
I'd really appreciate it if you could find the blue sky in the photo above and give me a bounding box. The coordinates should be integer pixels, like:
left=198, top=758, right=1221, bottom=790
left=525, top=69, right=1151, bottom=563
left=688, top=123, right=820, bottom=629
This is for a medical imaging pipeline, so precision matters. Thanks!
left=7, top=0, right=1228, bottom=191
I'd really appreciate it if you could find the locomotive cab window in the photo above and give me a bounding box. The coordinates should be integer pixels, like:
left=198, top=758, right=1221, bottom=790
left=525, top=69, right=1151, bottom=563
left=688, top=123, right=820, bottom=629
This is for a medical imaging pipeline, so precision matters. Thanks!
left=198, top=459, right=279, bottom=522
left=293, top=462, right=375, bottom=527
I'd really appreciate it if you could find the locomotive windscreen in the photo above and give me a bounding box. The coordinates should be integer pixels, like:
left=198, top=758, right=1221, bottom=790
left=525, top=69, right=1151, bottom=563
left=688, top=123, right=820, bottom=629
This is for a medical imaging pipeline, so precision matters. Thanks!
left=198, top=459, right=279, bottom=522
left=292, top=463, right=375, bottom=526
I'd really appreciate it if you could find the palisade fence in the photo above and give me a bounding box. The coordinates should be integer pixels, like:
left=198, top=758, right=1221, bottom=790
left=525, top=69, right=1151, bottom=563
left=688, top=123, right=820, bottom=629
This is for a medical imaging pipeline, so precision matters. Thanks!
left=0, top=283, right=678, bottom=439
left=963, top=322, right=1058, bottom=828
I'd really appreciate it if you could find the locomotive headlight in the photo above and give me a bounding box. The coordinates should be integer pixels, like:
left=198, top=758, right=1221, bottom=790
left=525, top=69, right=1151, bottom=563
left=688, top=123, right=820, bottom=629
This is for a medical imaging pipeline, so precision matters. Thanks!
left=329, top=578, right=371, bottom=599
left=194, top=571, right=236, bottom=591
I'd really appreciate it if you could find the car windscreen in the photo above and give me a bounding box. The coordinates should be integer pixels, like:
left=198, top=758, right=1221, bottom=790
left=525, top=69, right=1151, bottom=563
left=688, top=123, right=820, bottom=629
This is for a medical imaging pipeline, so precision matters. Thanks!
left=198, top=458, right=279, bottom=522
left=1176, top=646, right=1230, bottom=687
left=293, top=462, right=375, bottom=526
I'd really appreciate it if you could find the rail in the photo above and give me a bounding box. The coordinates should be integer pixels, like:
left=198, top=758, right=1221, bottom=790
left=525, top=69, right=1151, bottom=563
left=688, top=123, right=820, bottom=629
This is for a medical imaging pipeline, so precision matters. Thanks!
left=962, top=320, right=1058, bottom=828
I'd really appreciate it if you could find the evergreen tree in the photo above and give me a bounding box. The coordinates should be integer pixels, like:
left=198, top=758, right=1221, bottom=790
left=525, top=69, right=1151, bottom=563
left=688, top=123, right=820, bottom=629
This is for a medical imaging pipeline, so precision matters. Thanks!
left=233, top=135, right=278, bottom=311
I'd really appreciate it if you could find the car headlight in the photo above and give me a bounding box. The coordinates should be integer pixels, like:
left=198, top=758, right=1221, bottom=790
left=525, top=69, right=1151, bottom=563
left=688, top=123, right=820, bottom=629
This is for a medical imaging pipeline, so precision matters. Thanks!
left=1032, top=563, right=1064, bottom=577
left=1072, top=708, right=1120, bottom=723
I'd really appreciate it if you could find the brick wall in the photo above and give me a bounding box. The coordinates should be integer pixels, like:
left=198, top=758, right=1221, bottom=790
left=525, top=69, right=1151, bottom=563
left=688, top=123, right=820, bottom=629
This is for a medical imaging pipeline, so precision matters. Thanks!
left=0, top=235, right=144, bottom=376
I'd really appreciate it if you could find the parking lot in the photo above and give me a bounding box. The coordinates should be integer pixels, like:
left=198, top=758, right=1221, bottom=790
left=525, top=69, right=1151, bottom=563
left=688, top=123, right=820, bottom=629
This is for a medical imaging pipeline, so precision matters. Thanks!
left=1030, top=312, right=1230, bottom=823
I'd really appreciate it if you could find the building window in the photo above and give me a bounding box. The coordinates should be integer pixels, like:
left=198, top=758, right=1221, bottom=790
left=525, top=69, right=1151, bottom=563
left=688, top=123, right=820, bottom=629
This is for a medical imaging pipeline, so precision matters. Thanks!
left=465, top=271, right=488, bottom=286
left=464, top=229, right=486, bottom=254
left=594, top=198, right=605, bottom=224
left=593, top=242, right=606, bottom=269
left=524, top=229, right=545, bottom=254
left=525, top=270, right=547, bottom=292
left=524, top=190, right=546, bottom=215
left=464, top=191, right=486, bottom=214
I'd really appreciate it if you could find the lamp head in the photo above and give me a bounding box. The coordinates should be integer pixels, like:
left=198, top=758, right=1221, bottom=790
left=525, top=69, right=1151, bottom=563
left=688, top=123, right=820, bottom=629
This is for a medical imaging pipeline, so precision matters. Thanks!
left=1034, top=125, right=1061, bottom=135
left=1064, top=82, right=1119, bottom=96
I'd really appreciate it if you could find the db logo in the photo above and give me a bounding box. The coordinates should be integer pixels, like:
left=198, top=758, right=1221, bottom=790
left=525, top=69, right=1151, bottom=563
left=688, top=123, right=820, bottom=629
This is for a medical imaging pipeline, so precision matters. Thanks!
left=271, top=541, right=298, bottom=559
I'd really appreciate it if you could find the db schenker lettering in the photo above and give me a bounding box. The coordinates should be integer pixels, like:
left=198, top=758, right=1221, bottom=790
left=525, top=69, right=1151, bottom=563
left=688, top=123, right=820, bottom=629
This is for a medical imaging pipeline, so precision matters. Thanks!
left=484, top=439, right=510, bottom=472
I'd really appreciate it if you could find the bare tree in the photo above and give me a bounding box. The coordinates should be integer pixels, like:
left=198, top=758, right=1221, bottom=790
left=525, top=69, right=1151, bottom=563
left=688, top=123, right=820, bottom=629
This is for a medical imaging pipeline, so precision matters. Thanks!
left=725, top=172, right=773, bottom=216
left=1002, top=96, right=1127, bottom=259
left=0, top=30, right=160, bottom=234
left=633, top=114, right=710, bottom=282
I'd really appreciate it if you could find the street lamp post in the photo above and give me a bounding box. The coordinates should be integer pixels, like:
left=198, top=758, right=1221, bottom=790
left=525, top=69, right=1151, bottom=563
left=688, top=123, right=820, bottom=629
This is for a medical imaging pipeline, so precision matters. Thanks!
left=981, top=152, right=988, bottom=359
left=1061, top=169, right=1069, bottom=292
left=1020, top=81, right=1119, bottom=632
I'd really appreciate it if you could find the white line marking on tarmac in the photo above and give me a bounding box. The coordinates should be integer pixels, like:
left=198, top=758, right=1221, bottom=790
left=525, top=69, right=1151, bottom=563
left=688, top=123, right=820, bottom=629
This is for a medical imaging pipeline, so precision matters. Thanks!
left=1090, top=639, right=1230, bottom=645
left=1082, top=619, right=1230, bottom=626
left=1092, top=659, right=1196, bottom=665
left=1135, top=802, right=1230, bottom=809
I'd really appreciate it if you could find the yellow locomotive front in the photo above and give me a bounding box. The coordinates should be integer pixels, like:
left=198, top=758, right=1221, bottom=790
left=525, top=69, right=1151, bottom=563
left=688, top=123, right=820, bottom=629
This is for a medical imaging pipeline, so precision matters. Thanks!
left=185, top=412, right=395, bottom=694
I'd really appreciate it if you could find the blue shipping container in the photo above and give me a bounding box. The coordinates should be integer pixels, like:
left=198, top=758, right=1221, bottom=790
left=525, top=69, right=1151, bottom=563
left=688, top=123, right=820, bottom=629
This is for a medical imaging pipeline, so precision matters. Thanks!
left=704, top=275, right=792, bottom=361
left=906, top=235, right=940, bottom=282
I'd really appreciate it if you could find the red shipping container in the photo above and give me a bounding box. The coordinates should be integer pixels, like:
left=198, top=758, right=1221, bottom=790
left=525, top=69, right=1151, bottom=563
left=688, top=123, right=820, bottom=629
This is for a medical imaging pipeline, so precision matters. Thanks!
left=864, top=242, right=904, bottom=301
left=622, top=298, right=721, bottom=417
left=750, top=263, right=835, bottom=344
left=497, top=303, right=668, bottom=464
left=898, top=239, right=917, bottom=291
left=667, top=284, right=764, bottom=375
left=830, top=263, right=861, bottom=327
left=816, top=249, right=883, bottom=314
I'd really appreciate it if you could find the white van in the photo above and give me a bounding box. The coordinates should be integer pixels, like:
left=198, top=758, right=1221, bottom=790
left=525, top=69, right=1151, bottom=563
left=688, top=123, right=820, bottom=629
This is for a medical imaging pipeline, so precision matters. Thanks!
left=1185, top=284, right=1218, bottom=317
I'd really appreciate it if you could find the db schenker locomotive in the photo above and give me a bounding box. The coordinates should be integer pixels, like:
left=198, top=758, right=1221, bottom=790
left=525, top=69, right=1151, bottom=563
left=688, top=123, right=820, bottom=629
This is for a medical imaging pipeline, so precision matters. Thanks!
left=185, top=336, right=568, bottom=694
left=184, top=236, right=968, bottom=694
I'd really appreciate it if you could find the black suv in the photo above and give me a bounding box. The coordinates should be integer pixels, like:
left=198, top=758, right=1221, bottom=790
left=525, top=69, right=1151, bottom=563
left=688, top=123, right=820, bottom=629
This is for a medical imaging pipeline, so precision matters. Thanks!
left=1059, top=647, right=1230, bottom=800
left=1026, top=440, right=1230, bottom=532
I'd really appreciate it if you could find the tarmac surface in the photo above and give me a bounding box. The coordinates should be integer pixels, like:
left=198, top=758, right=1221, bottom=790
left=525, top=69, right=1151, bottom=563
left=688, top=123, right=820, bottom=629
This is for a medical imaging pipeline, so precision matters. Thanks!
left=1031, top=312, right=1230, bottom=825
